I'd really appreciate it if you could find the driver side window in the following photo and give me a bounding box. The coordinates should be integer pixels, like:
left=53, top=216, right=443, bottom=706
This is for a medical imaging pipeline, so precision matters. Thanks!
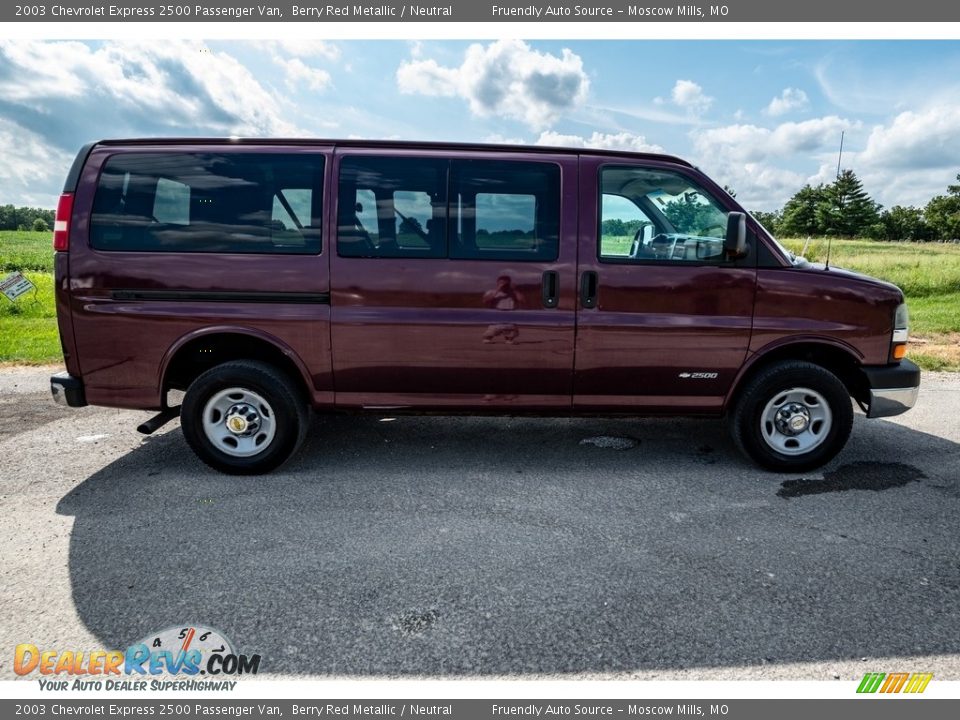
left=598, top=166, right=730, bottom=264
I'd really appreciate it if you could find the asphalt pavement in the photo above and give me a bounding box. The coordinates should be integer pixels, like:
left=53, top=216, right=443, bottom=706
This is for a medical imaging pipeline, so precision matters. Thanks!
left=1, top=366, right=958, bottom=680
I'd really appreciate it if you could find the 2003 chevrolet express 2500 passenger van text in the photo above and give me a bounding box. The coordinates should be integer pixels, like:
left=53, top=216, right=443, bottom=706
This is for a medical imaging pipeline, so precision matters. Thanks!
left=49, top=139, right=920, bottom=474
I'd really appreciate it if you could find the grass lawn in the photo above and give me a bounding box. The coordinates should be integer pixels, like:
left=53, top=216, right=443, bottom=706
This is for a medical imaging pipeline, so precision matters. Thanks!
left=0, top=269, right=59, bottom=364
left=2, top=230, right=959, bottom=370
left=1, top=230, right=57, bottom=273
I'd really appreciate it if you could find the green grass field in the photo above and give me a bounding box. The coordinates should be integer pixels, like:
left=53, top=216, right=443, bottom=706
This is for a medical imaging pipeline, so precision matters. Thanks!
left=0, top=230, right=57, bottom=273
left=2, top=230, right=959, bottom=369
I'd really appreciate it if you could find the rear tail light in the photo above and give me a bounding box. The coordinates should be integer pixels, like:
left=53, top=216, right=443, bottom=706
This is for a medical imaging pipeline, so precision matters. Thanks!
left=53, top=192, right=74, bottom=251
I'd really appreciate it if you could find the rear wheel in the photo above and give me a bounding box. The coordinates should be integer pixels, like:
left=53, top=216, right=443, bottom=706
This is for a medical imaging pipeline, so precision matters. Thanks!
left=730, top=360, right=853, bottom=472
left=181, top=360, right=309, bottom=475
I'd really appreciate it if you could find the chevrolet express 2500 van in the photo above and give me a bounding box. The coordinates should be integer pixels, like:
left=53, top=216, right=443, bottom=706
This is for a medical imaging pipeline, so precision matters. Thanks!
left=49, top=139, right=920, bottom=474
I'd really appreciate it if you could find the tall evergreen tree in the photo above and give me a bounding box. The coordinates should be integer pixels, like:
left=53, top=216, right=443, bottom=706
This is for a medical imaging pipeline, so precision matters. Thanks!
left=779, top=184, right=827, bottom=236
left=815, top=170, right=880, bottom=237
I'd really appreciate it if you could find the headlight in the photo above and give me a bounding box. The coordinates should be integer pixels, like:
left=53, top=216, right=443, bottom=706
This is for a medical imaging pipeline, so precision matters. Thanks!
left=893, top=303, right=909, bottom=343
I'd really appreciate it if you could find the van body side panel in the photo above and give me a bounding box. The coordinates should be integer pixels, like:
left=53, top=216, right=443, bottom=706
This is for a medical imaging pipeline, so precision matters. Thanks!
left=573, top=156, right=756, bottom=414
left=66, top=145, right=333, bottom=410
left=750, top=268, right=899, bottom=365
left=330, top=149, right=578, bottom=410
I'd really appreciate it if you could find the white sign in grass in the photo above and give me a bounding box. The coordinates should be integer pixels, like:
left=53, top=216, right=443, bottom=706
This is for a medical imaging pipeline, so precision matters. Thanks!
left=1, top=272, right=35, bottom=302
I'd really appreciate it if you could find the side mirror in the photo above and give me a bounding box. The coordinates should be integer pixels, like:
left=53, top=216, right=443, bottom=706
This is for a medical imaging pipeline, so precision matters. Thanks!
left=640, top=224, right=654, bottom=244
left=724, top=212, right=747, bottom=258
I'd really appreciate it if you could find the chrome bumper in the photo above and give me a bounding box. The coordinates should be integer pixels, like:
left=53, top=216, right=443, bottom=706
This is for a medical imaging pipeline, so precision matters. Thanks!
left=867, top=386, right=919, bottom=418
left=862, top=359, right=920, bottom=419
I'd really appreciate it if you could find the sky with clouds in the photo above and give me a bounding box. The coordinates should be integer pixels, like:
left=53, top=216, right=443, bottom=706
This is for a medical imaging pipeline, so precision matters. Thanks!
left=2, top=39, right=960, bottom=212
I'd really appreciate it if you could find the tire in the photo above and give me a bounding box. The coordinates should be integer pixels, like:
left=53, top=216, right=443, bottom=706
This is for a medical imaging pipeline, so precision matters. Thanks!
left=181, top=360, right=310, bottom=475
left=729, top=360, right=853, bottom=473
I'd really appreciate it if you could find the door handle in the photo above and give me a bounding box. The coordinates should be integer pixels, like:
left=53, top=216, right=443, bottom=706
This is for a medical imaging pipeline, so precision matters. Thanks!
left=580, top=271, right=598, bottom=309
left=541, top=270, right=559, bottom=308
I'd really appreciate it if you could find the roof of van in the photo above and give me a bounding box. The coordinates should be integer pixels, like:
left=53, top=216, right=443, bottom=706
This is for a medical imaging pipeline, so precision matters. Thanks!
left=90, top=137, right=695, bottom=168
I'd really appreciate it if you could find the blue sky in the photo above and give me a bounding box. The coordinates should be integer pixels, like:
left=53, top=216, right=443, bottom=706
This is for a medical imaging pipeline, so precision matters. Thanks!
left=2, top=39, right=960, bottom=211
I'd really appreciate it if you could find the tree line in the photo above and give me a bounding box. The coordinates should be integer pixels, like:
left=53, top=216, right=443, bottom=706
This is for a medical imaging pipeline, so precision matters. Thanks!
left=0, top=205, right=55, bottom=232
left=750, top=171, right=960, bottom=241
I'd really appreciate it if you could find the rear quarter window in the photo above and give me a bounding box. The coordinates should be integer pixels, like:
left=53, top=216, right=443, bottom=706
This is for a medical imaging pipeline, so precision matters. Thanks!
left=90, top=152, right=324, bottom=254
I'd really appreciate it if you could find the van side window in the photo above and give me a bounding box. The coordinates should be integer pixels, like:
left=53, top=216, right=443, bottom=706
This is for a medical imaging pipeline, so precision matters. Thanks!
left=450, top=160, right=560, bottom=261
left=90, top=153, right=323, bottom=254
left=599, top=166, right=729, bottom=264
left=337, top=157, right=446, bottom=258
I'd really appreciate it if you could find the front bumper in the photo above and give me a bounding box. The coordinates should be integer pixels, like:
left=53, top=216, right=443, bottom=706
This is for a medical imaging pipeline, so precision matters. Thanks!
left=862, top=359, right=920, bottom=418
left=50, top=372, right=87, bottom=408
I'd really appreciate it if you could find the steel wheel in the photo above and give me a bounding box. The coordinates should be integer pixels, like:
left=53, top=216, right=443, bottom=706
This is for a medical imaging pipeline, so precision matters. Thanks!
left=181, top=360, right=310, bottom=475
left=759, top=387, right=833, bottom=456
left=201, top=387, right=277, bottom=458
left=729, top=360, right=853, bottom=473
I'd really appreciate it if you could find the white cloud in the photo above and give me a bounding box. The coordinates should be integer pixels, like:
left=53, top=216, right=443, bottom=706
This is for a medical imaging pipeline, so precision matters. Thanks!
left=846, top=101, right=960, bottom=207
left=722, top=165, right=811, bottom=212
left=259, top=40, right=340, bottom=60
left=535, top=131, right=664, bottom=153
left=396, top=39, right=589, bottom=129
left=859, top=104, right=960, bottom=171
left=0, top=40, right=300, bottom=137
left=695, top=103, right=960, bottom=209
left=671, top=80, right=713, bottom=116
left=765, top=87, right=809, bottom=117
left=691, top=116, right=858, bottom=210
left=693, top=116, right=857, bottom=164
left=396, top=57, right=459, bottom=96
left=0, top=40, right=305, bottom=205
left=280, top=40, right=339, bottom=60
left=259, top=40, right=336, bottom=93
left=0, top=118, right=73, bottom=204
left=275, top=57, right=332, bottom=92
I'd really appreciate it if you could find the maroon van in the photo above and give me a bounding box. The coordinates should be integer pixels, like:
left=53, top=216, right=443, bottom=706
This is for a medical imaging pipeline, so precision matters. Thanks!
left=49, top=139, right=919, bottom=474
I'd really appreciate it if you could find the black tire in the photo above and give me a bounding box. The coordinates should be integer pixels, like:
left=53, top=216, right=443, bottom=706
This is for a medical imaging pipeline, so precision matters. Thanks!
left=181, top=360, right=309, bottom=475
left=729, top=360, right=853, bottom=473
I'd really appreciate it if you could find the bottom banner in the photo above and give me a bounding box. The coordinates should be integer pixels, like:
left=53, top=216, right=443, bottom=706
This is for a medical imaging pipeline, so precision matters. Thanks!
left=1, top=700, right=957, bottom=720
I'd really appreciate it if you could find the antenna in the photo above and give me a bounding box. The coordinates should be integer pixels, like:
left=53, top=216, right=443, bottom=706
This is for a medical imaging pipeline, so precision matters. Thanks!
left=836, top=130, right=844, bottom=180
left=826, top=131, right=845, bottom=271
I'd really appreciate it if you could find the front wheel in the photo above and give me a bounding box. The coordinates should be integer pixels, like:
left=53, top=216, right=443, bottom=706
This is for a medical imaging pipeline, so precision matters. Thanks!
left=729, top=361, right=853, bottom=472
left=181, top=360, right=309, bottom=475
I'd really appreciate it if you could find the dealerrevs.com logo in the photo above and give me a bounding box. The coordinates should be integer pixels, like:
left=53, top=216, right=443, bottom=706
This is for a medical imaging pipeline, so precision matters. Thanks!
left=857, top=672, right=934, bottom=694
left=14, top=626, right=260, bottom=691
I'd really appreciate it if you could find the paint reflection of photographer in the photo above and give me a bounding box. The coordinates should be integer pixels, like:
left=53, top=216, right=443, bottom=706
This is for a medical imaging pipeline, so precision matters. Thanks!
left=482, top=275, right=524, bottom=344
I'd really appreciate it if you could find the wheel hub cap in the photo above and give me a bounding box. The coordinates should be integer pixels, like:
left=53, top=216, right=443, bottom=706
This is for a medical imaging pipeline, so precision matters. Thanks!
left=776, top=403, right=810, bottom=435
left=224, top=404, right=260, bottom=436
left=760, top=387, right=833, bottom=457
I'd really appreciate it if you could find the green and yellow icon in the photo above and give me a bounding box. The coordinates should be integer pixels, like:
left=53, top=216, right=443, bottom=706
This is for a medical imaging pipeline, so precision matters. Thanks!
left=857, top=672, right=933, bottom=694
